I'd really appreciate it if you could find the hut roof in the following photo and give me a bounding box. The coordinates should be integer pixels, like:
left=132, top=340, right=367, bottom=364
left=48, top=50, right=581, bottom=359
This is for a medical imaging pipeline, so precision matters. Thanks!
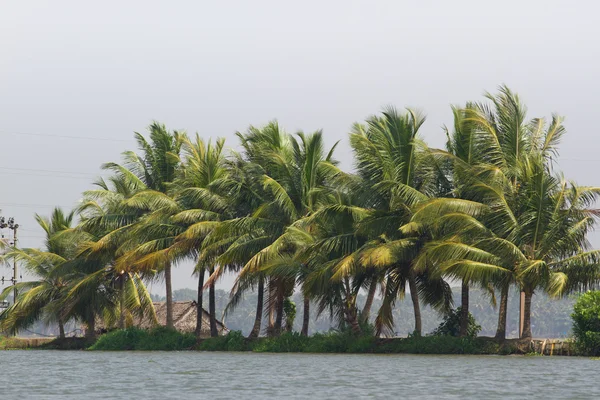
left=96, top=301, right=228, bottom=337
left=151, top=301, right=228, bottom=336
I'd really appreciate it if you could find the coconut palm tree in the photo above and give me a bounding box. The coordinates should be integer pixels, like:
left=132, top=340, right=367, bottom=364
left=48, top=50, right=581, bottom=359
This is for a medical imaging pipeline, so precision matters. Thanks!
left=208, top=122, right=340, bottom=337
left=125, top=134, right=230, bottom=338
left=423, top=86, right=600, bottom=340
left=67, top=174, right=158, bottom=336
left=100, top=122, right=183, bottom=327
left=0, top=208, right=77, bottom=337
left=348, top=107, right=454, bottom=335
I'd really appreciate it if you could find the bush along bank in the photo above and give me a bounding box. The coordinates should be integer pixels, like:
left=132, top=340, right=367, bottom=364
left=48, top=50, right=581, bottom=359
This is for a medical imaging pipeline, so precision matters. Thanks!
left=82, top=328, right=524, bottom=354
left=88, top=327, right=196, bottom=351
left=196, top=331, right=520, bottom=354
left=571, top=290, right=600, bottom=356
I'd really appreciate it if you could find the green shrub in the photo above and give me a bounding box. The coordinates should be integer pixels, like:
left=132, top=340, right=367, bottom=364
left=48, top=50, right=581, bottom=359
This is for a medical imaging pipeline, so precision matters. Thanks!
left=89, top=328, right=146, bottom=350
left=253, top=332, right=310, bottom=352
left=197, top=331, right=249, bottom=351
left=248, top=331, right=377, bottom=353
left=572, top=291, right=600, bottom=356
left=431, top=307, right=481, bottom=338
left=374, top=335, right=494, bottom=354
left=346, top=335, right=377, bottom=353
left=89, top=327, right=195, bottom=351
left=136, top=326, right=196, bottom=350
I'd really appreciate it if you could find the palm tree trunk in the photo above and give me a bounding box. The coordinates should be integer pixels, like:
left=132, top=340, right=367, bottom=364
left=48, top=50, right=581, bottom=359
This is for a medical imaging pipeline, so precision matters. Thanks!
left=195, top=269, right=205, bottom=339
left=343, top=276, right=361, bottom=335
left=301, top=295, right=310, bottom=337
left=459, top=280, right=469, bottom=337
left=521, top=290, right=533, bottom=339
left=360, top=279, right=377, bottom=324
left=408, top=276, right=422, bottom=336
left=248, top=275, right=264, bottom=339
left=85, top=313, right=96, bottom=339
left=209, top=267, right=218, bottom=337
left=267, top=279, right=276, bottom=337
left=495, top=284, right=509, bottom=340
left=165, top=261, right=174, bottom=328
left=119, top=274, right=125, bottom=329
left=58, top=319, right=65, bottom=339
left=273, top=286, right=284, bottom=336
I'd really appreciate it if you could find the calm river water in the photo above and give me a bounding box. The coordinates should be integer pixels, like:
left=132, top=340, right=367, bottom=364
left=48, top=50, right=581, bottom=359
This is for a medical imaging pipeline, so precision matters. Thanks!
left=1, top=351, right=598, bottom=399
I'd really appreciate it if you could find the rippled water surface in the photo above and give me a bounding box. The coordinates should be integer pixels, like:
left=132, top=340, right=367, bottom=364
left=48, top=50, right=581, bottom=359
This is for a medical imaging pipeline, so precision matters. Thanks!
left=2, top=351, right=598, bottom=399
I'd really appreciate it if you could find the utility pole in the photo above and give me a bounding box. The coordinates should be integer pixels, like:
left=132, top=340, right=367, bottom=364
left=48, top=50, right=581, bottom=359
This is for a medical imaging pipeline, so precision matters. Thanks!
left=0, top=217, right=19, bottom=304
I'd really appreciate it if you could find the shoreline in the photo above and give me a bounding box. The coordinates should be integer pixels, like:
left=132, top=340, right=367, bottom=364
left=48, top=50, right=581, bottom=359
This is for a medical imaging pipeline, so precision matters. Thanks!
left=0, top=330, right=576, bottom=356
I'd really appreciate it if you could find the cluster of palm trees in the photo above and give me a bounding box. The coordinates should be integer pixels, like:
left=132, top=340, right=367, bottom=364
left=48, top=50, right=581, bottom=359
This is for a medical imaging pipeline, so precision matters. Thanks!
left=2, top=86, right=599, bottom=341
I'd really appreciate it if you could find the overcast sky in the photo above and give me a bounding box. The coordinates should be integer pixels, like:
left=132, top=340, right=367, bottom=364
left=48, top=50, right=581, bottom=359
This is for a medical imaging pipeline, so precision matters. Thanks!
left=1, top=0, right=599, bottom=294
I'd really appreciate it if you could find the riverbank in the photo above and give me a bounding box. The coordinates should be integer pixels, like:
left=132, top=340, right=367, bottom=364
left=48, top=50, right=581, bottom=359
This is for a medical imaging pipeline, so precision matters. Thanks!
left=4, top=328, right=575, bottom=355
left=0, top=336, right=54, bottom=349
left=14, top=328, right=539, bottom=355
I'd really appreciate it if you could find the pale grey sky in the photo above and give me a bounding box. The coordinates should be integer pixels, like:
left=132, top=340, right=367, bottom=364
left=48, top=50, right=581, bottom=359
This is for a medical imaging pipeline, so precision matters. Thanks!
left=1, top=0, right=599, bottom=294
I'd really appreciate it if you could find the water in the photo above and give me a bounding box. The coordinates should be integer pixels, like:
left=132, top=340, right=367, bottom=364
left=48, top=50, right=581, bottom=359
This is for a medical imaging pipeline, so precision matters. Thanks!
left=2, top=351, right=598, bottom=399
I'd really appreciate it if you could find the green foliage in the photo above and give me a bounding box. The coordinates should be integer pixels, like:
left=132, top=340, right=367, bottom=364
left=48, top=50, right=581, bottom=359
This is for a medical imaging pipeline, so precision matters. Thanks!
left=431, top=307, right=481, bottom=338
left=6, top=86, right=600, bottom=347
left=571, top=291, right=600, bottom=356
left=375, top=336, right=497, bottom=355
left=198, top=331, right=501, bottom=354
left=89, top=327, right=195, bottom=351
left=283, top=298, right=296, bottom=331
left=253, top=332, right=311, bottom=352
left=196, top=331, right=249, bottom=352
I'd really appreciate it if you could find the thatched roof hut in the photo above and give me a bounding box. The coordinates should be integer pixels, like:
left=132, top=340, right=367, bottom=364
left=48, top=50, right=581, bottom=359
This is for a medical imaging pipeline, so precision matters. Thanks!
left=95, top=301, right=228, bottom=337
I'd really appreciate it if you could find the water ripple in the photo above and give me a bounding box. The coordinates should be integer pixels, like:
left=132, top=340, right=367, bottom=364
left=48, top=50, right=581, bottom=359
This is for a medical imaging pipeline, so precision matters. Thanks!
left=0, top=351, right=597, bottom=399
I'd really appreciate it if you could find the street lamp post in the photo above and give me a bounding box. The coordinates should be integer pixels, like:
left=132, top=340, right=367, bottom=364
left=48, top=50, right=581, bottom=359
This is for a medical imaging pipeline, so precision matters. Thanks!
left=0, top=217, right=19, bottom=304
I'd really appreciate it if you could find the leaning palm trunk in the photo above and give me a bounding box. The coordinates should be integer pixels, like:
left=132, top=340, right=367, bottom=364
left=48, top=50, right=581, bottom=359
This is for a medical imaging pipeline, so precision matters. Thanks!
left=360, top=280, right=377, bottom=324
left=343, top=277, right=361, bottom=335
left=408, top=276, right=422, bottom=336
left=165, top=261, right=174, bottom=328
left=458, top=280, right=469, bottom=337
left=520, top=290, right=533, bottom=339
left=495, top=284, right=509, bottom=340
left=209, top=267, right=218, bottom=337
left=248, top=275, right=264, bottom=339
left=195, top=269, right=205, bottom=339
left=301, top=295, right=310, bottom=337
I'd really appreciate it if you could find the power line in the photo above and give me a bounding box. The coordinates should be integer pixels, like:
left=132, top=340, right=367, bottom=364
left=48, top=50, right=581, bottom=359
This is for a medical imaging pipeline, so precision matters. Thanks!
left=0, top=202, right=75, bottom=209
left=0, top=166, right=99, bottom=177
left=0, top=171, right=96, bottom=180
left=0, top=129, right=132, bottom=143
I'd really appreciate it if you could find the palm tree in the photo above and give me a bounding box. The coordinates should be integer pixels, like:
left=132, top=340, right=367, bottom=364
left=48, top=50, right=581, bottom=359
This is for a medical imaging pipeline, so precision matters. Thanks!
left=128, top=134, right=230, bottom=338
left=0, top=208, right=77, bottom=338
left=424, top=86, right=600, bottom=340
left=349, top=107, right=453, bottom=335
left=101, top=122, right=183, bottom=328
left=208, top=122, right=340, bottom=337
left=69, top=175, right=158, bottom=336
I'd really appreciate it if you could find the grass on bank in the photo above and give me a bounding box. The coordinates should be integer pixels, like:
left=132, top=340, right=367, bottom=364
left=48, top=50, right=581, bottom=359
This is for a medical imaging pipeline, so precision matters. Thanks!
left=88, top=326, right=196, bottom=351
left=80, top=328, right=521, bottom=354
left=0, top=336, right=54, bottom=349
left=196, top=330, right=512, bottom=354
